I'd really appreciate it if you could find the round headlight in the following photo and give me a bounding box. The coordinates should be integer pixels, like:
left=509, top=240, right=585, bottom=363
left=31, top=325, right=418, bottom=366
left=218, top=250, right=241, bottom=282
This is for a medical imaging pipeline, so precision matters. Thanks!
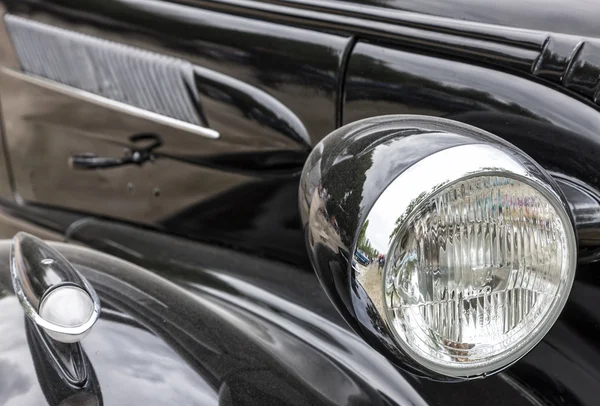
left=301, top=116, right=577, bottom=380
left=374, top=145, right=576, bottom=378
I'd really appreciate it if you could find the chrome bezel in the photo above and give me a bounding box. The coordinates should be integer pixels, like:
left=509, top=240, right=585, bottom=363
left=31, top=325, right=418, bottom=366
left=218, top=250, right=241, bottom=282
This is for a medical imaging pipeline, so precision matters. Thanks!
left=362, top=143, right=577, bottom=378
left=301, top=115, right=578, bottom=381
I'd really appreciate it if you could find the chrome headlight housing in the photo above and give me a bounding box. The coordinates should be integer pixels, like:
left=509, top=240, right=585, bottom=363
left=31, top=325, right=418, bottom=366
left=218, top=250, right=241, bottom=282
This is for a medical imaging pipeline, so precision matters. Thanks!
left=300, top=115, right=576, bottom=380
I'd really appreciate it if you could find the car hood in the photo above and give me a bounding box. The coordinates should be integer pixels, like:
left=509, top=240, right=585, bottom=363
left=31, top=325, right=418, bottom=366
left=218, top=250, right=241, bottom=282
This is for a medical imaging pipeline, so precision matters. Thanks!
left=0, top=240, right=429, bottom=406
left=1, top=230, right=599, bottom=406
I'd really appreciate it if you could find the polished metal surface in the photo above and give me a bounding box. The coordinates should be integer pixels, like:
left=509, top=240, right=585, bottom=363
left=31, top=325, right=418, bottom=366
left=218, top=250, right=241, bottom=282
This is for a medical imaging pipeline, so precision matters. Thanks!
left=363, top=143, right=576, bottom=378
left=1, top=68, right=220, bottom=139
left=300, top=115, right=577, bottom=380
left=10, top=232, right=100, bottom=343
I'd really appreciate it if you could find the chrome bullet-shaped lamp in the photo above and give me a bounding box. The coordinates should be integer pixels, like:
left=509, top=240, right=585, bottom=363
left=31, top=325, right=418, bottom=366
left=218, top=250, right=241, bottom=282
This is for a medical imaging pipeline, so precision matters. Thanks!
left=11, top=232, right=101, bottom=343
left=300, top=115, right=577, bottom=380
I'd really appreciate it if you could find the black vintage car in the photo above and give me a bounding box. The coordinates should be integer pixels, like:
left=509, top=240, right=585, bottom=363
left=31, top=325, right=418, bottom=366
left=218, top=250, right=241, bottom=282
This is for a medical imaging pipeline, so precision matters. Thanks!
left=0, top=0, right=598, bottom=405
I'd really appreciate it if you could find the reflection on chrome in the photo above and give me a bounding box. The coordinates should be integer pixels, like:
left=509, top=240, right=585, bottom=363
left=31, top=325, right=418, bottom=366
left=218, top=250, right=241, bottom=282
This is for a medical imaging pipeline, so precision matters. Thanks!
left=10, top=232, right=101, bottom=343
left=362, top=144, right=575, bottom=378
left=300, top=115, right=577, bottom=380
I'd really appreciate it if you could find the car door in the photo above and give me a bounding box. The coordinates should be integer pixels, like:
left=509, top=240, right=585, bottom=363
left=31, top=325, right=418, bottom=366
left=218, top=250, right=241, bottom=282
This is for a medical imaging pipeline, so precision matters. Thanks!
left=0, top=0, right=350, bottom=264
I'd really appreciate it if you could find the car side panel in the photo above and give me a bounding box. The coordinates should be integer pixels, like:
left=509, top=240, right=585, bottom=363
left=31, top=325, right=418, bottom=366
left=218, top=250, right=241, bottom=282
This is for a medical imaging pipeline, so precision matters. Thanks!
left=0, top=0, right=349, bottom=265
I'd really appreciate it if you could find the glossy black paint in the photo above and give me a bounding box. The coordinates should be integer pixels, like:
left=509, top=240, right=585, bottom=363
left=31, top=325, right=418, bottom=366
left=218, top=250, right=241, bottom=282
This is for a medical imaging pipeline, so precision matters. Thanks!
left=25, top=320, right=102, bottom=403
left=343, top=42, right=600, bottom=259
left=338, top=0, right=600, bottom=37
left=0, top=204, right=598, bottom=404
left=2, top=0, right=600, bottom=268
left=0, top=0, right=597, bottom=404
left=3, top=0, right=347, bottom=142
left=172, top=0, right=600, bottom=108
left=47, top=219, right=600, bottom=405
left=558, top=178, right=600, bottom=264
left=344, top=42, right=600, bottom=192
left=0, top=0, right=348, bottom=266
left=0, top=239, right=435, bottom=406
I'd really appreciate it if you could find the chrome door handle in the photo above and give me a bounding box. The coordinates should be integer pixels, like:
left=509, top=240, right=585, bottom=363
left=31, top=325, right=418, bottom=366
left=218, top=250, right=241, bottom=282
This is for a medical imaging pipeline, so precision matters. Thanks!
left=70, top=133, right=163, bottom=170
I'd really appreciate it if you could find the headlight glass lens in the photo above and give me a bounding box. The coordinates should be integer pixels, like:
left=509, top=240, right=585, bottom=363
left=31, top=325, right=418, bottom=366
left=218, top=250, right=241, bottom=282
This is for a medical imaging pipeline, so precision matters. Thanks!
left=385, top=175, right=575, bottom=376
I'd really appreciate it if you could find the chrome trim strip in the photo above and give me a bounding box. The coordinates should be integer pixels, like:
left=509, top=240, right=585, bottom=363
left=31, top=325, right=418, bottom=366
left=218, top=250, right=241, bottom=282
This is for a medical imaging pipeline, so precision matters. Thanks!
left=0, top=68, right=221, bottom=140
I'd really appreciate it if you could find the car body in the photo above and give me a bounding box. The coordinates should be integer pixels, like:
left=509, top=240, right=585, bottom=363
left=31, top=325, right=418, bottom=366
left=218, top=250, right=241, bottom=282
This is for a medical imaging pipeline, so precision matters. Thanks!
left=354, top=250, right=370, bottom=266
left=0, top=0, right=599, bottom=405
